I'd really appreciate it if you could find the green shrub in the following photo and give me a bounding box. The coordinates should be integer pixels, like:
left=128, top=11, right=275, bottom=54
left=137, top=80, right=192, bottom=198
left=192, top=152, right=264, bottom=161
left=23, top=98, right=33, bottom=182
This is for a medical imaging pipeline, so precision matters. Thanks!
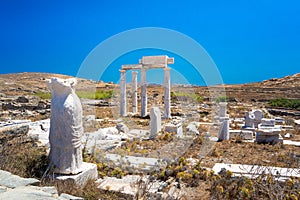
left=34, top=90, right=115, bottom=100
left=216, top=96, right=230, bottom=103
left=35, top=92, right=52, bottom=99
left=76, top=90, right=115, bottom=99
left=269, top=98, right=300, bottom=110
left=171, top=92, right=203, bottom=103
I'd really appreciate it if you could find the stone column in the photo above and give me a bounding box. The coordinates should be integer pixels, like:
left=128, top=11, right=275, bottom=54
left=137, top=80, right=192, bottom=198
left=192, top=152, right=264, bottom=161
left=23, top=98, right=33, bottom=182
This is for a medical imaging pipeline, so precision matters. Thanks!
left=164, top=67, right=171, bottom=118
left=132, top=71, right=138, bottom=114
left=218, top=117, right=229, bottom=141
left=150, top=107, right=161, bottom=138
left=120, top=70, right=126, bottom=116
left=219, top=102, right=227, bottom=118
left=141, top=68, right=147, bottom=117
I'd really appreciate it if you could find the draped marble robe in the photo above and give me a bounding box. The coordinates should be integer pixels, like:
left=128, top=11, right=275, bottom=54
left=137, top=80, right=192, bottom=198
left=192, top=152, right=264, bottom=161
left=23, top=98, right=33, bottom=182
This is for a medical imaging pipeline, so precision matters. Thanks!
left=47, top=77, right=83, bottom=174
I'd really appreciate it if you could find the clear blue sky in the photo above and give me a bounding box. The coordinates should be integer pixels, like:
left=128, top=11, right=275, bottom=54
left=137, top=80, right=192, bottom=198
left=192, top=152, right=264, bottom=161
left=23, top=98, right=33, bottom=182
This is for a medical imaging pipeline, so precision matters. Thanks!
left=1, top=0, right=300, bottom=85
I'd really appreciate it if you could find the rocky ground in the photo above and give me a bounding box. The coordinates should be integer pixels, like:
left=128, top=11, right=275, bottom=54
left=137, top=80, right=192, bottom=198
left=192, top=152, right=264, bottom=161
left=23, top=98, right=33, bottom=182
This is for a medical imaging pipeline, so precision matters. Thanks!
left=0, top=72, right=299, bottom=199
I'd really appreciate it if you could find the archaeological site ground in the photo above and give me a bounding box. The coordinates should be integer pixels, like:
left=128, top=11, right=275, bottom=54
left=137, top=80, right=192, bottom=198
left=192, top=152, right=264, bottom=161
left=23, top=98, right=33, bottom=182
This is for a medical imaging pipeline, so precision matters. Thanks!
left=0, top=70, right=299, bottom=200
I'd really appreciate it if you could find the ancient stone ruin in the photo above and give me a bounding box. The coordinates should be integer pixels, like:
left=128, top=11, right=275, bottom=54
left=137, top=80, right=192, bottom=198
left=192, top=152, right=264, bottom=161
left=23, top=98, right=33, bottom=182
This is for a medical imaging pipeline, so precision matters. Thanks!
left=47, top=77, right=97, bottom=192
left=47, top=77, right=84, bottom=174
left=119, top=55, right=174, bottom=118
left=256, top=118, right=283, bottom=144
left=218, top=102, right=229, bottom=141
left=150, top=107, right=161, bottom=138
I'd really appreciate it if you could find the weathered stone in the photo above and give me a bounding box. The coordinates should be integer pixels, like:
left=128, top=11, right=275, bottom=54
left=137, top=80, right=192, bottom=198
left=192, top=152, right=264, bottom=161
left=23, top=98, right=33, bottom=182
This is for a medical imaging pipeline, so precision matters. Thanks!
left=229, top=130, right=253, bottom=140
left=28, top=119, right=50, bottom=146
left=132, top=71, right=138, bottom=114
left=54, top=162, right=98, bottom=194
left=121, top=55, right=174, bottom=118
left=0, top=170, right=40, bottom=188
left=275, top=117, right=285, bottom=124
left=261, top=118, right=276, bottom=126
left=84, top=115, right=96, bottom=122
left=97, top=175, right=141, bottom=199
left=164, top=123, right=183, bottom=138
left=186, top=123, right=199, bottom=135
left=140, top=68, right=147, bottom=117
left=283, top=140, right=300, bottom=146
left=47, top=77, right=83, bottom=174
left=150, top=107, right=161, bottom=138
left=116, top=122, right=129, bottom=134
left=255, top=129, right=283, bottom=144
left=164, top=68, right=171, bottom=118
left=0, top=186, right=56, bottom=200
left=120, top=70, right=127, bottom=116
left=0, top=184, right=83, bottom=200
left=127, top=129, right=149, bottom=139
left=213, top=163, right=300, bottom=181
left=282, top=125, right=294, bottom=131
left=16, top=96, right=29, bottom=103
left=244, top=111, right=255, bottom=128
left=58, top=193, right=83, bottom=200
left=218, top=102, right=227, bottom=118
left=253, top=110, right=263, bottom=128
left=105, top=153, right=160, bottom=172
left=218, top=117, right=229, bottom=141
left=0, top=186, right=7, bottom=193
left=141, top=55, right=172, bottom=65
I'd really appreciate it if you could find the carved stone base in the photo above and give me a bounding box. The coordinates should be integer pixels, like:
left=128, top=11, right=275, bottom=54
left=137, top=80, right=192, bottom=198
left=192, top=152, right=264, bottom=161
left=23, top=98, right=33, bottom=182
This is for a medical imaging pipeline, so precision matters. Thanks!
left=54, top=162, right=98, bottom=194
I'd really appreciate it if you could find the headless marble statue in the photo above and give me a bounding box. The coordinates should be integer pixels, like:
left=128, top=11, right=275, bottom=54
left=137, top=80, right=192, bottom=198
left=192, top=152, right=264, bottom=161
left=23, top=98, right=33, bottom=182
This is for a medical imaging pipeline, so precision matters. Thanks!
left=47, top=77, right=83, bottom=174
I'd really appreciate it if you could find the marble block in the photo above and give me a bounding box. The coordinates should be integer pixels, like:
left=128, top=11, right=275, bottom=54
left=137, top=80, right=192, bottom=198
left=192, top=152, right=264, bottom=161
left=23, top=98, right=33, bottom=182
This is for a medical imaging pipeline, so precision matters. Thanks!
left=150, top=107, right=161, bottom=138
left=54, top=162, right=98, bottom=193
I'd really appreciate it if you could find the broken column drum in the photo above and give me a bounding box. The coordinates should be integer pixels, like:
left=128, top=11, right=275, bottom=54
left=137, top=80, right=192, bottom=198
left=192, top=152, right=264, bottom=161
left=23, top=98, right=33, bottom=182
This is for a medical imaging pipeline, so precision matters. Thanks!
left=47, top=78, right=83, bottom=174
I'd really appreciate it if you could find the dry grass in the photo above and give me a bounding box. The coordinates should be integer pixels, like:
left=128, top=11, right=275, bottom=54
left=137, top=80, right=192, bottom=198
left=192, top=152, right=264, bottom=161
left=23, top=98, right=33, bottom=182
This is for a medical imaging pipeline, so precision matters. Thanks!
left=0, top=135, right=48, bottom=178
left=187, top=140, right=300, bottom=168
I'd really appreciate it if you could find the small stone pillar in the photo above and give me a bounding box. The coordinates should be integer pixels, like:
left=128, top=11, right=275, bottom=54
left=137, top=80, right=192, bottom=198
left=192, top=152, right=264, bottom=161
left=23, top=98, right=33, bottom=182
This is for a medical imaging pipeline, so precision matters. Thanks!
left=253, top=110, right=263, bottom=128
left=141, top=68, right=147, bottom=117
left=244, top=111, right=255, bottom=128
left=120, top=70, right=127, bottom=116
left=164, top=67, right=171, bottom=118
left=218, top=117, right=229, bottom=141
left=219, top=102, right=227, bottom=118
left=150, top=107, right=161, bottom=138
left=132, top=71, right=138, bottom=114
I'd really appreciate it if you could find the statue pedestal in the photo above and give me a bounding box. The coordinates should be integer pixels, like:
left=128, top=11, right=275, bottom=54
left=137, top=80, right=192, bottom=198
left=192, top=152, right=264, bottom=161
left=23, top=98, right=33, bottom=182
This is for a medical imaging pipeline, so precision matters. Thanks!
left=54, top=162, right=98, bottom=194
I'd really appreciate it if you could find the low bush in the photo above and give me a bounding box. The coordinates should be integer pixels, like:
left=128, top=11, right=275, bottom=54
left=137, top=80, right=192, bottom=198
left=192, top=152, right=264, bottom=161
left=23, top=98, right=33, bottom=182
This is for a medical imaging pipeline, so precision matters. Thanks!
left=35, top=90, right=115, bottom=100
left=269, top=98, right=300, bottom=110
left=171, top=92, right=203, bottom=103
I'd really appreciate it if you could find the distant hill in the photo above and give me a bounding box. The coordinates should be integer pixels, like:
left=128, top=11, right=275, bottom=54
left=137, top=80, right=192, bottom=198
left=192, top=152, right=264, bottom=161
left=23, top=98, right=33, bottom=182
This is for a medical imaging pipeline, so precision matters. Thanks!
left=218, top=72, right=300, bottom=102
left=0, top=72, right=299, bottom=101
left=0, top=72, right=96, bottom=96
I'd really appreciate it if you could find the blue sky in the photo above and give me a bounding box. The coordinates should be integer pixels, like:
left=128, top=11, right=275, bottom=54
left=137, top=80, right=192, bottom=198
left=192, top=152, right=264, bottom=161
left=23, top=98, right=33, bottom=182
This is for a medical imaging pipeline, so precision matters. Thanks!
left=0, top=0, right=300, bottom=85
